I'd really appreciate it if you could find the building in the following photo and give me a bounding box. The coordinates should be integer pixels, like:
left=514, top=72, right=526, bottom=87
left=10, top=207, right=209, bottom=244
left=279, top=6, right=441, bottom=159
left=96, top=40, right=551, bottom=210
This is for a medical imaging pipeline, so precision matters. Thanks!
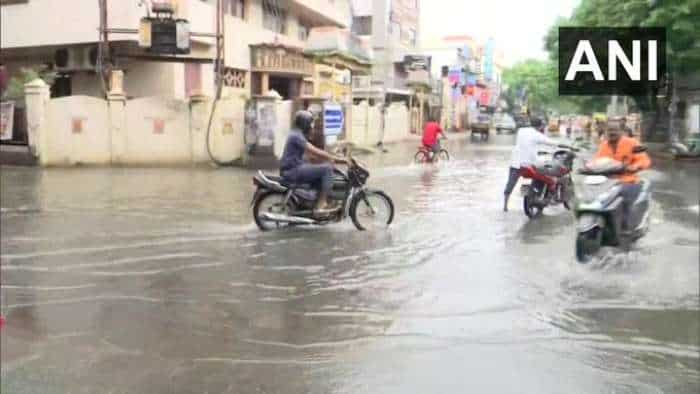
left=421, top=35, right=505, bottom=130
left=0, top=0, right=352, bottom=101
left=304, top=27, right=372, bottom=103
left=349, top=0, right=421, bottom=104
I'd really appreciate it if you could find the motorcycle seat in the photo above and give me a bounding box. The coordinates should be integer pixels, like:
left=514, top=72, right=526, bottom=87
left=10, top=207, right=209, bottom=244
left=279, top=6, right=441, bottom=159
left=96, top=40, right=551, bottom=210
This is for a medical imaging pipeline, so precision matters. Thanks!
left=261, top=173, right=282, bottom=182
left=257, top=171, right=312, bottom=190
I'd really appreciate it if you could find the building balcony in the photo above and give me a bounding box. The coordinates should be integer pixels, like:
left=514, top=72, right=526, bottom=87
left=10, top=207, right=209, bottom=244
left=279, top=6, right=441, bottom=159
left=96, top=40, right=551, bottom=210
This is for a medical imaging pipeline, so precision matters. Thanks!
left=305, top=27, right=372, bottom=71
left=1, top=0, right=215, bottom=50
left=289, top=0, right=350, bottom=29
left=406, top=70, right=431, bottom=88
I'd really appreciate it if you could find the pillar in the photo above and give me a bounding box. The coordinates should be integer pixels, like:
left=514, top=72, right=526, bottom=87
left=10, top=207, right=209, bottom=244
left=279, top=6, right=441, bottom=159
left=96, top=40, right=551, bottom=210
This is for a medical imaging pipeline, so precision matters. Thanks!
left=23, top=79, right=50, bottom=165
left=107, top=70, right=127, bottom=164
left=189, top=93, right=210, bottom=163
left=261, top=73, right=269, bottom=95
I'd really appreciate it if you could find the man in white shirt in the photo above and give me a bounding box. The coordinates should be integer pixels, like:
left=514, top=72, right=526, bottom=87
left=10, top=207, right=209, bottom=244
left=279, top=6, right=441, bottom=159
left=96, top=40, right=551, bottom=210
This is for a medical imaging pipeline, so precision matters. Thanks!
left=503, top=117, right=560, bottom=212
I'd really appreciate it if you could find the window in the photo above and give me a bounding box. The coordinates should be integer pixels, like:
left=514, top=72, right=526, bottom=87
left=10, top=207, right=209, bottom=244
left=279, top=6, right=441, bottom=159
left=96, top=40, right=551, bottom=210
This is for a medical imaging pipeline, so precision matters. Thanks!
left=298, top=19, right=311, bottom=41
left=400, top=26, right=410, bottom=43
left=224, top=0, right=245, bottom=19
left=389, top=21, right=400, bottom=38
left=262, top=0, right=287, bottom=34
left=352, top=16, right=372, bottom=35
left=408, top=28, right=417, bottom=46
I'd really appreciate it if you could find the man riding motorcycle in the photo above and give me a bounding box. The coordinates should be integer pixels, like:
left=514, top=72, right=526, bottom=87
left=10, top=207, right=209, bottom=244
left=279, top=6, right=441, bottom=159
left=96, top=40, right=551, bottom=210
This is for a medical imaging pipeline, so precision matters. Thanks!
left=589, top=120, right=651, bottom=232
left=280, top=110, right=348, bottom=217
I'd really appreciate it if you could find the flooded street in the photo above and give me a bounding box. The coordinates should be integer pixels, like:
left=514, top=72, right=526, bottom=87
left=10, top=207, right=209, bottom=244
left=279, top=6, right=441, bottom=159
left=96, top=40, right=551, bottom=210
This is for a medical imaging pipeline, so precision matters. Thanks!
left=1, top=136, right=698, bottom=394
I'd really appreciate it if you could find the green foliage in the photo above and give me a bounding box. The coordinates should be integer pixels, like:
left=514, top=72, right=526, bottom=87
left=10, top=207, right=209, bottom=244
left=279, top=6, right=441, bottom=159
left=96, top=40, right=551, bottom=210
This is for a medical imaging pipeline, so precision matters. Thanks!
left=3, top=67, right=56, bottom=101
left=502, top=59, right=607, bottom=114
left=556, top=0, right=700, bottom=75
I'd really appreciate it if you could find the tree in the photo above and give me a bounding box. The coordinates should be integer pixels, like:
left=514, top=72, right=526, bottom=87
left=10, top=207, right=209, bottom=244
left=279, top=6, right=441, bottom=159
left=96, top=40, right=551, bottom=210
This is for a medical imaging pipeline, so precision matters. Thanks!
left=544, top=0, right=700, bottom=140
left=503, top=59, right=606, bottom=115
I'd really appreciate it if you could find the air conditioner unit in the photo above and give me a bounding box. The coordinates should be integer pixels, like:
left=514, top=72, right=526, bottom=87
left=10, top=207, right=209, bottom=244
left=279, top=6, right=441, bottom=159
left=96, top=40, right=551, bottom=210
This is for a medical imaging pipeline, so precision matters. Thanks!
left=54, top=46, right=99, bottom=72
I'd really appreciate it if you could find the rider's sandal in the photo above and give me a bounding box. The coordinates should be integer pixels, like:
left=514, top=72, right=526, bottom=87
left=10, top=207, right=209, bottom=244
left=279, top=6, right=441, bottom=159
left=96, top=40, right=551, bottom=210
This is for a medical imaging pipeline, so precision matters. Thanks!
left=313, top=206, right=341, bottom=219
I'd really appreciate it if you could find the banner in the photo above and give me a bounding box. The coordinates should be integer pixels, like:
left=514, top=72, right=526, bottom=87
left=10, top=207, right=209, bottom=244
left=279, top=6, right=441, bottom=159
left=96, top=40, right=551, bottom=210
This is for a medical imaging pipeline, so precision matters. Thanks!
left=0, top=101, right=15, bottom=141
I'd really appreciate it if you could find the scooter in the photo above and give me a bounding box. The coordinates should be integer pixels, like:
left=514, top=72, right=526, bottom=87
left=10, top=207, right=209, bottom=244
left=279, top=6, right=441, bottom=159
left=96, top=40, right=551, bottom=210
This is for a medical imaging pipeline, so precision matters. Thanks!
left=251, top=156, right=394, bottom=231
left=520, top=146, right=579, bottom=218
left=574, top=147, right=651, bottom=263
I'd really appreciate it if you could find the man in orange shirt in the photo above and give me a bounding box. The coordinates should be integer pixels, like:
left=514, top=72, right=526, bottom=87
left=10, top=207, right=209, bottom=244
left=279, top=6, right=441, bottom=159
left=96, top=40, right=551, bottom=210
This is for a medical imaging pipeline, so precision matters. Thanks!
left=592, top=121, right=652, bottom=231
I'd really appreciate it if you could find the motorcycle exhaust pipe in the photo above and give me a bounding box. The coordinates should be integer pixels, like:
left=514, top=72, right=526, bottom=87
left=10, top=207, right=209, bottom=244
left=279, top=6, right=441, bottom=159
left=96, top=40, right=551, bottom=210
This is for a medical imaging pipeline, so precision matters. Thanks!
left=259, top=212, right=315, bottom=225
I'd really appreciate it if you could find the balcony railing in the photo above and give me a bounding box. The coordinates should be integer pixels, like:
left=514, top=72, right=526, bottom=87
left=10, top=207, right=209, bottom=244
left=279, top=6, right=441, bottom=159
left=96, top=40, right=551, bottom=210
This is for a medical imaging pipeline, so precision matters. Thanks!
left=289, top=0, right=349, bottom=28
left=305, top=27, right=372, bottom=64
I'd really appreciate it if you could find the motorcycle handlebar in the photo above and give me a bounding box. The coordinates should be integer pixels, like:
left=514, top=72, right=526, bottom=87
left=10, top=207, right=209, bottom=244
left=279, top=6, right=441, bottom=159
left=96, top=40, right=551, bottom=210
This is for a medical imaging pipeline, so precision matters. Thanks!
left=558, top=144, right=580, bottom=152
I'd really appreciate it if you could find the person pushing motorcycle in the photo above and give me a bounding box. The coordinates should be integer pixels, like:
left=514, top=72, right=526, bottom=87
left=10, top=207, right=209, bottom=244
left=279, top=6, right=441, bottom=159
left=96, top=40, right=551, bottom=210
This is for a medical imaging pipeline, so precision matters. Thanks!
left=503, top=117, right=560, bottom=211
left=280, top=110, right=348, bottom=218
left=590, top=120, right=651, bottom=232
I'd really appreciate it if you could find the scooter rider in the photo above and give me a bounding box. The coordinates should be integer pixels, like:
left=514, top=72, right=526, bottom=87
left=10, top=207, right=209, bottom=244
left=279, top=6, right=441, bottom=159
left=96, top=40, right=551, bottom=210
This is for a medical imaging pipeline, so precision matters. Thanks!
left=280, top=110, right=348, bottom=217
left=503, top=117, right=560, bottom=211
left=589, top=120, right=651, bottom=232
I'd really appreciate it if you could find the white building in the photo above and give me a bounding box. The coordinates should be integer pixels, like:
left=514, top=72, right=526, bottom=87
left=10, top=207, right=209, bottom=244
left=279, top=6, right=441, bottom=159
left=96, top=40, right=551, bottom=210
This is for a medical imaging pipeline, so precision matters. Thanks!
left=350, top=0, right=421, bottom=103
left=1, top=0, right=352, bottom=100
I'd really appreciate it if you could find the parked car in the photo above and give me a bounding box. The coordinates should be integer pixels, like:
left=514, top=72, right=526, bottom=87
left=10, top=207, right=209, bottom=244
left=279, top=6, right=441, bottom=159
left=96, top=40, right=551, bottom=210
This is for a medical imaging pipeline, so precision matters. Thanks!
left=514, top=114, right=529, bottom=129
left=471, top=112, right=492, bottom=141
left=494, top=113, right=517, bottom=134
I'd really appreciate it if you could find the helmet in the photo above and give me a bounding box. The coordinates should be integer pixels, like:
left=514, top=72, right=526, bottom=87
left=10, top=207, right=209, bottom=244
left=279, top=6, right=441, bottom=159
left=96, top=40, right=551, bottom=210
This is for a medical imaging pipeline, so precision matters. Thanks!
left=294, top=110, right=314, bottom=134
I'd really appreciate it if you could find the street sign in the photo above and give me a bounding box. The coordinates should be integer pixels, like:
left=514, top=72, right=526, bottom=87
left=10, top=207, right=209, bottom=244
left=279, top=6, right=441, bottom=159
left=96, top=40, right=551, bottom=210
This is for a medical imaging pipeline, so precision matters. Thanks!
left=324, top=103, right=344, bottom=144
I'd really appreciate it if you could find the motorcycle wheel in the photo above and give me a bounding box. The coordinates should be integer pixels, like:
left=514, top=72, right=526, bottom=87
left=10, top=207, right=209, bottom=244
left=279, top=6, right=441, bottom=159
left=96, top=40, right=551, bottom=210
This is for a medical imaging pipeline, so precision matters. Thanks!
left=350, top=190, right=394, bottom=231
left=523, top=193, right=544, bottom=218
left=414, top=151, right=429, bottom=163
left=253, top=191, right=291, bottom=232
left=438, top=149, right=450, bottom=161
left=576, top=227, right=603, bottom=263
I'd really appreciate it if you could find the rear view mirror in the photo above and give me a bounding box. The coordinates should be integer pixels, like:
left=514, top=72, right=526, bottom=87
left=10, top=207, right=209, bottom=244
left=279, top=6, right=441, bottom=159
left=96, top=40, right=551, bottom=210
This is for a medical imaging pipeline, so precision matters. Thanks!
left=633, top=145, right=648, bottom=154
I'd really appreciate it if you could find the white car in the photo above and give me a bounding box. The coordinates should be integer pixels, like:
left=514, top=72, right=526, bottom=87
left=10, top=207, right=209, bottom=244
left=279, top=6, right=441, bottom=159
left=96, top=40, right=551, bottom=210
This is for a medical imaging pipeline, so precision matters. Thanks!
left=494, top=113, right=517, bottom=134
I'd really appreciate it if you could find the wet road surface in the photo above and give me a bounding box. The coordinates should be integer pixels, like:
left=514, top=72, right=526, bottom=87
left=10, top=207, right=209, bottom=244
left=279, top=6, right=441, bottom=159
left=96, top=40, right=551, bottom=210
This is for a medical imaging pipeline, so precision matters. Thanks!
left=2, top=135, right=698, bottom=393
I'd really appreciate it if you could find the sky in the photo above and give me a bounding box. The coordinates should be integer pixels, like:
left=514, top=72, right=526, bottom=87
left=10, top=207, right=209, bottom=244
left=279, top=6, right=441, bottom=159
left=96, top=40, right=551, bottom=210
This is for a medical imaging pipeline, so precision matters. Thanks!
left=420, top=0, right=581, bottom=67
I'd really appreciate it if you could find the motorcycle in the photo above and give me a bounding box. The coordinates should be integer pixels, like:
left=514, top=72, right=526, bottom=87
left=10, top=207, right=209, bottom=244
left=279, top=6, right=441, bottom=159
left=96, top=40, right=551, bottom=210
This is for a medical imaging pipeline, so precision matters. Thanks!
left=574, top=147, right=651, bottom=263
left=251, top=156, right=394, bottom=231
left=520, top=146, right=579, bottom=218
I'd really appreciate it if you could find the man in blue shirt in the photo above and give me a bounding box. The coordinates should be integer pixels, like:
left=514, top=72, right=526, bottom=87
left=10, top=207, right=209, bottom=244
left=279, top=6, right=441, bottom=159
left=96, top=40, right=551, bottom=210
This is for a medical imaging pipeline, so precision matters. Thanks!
left=280, top=111, right=348, bottom=217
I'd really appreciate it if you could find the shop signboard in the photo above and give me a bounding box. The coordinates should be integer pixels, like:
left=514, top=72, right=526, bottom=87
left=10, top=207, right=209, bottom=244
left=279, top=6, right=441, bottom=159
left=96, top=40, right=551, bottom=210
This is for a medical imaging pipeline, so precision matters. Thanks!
left=323, top=102, right=344, bottom=145
left=404, top=55, right=431, bottom=71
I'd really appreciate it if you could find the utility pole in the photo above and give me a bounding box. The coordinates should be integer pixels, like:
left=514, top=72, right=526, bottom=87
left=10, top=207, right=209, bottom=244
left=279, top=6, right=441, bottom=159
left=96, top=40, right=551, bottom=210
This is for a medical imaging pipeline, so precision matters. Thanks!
left=98, top=0, right=110, bottom=96
left=214, top=0, right=224, bottom=99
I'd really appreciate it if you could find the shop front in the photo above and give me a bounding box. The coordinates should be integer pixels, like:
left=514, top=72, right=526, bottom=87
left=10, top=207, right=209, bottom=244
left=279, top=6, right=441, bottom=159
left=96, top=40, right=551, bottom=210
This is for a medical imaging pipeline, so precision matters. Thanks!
left=249, top=44, right=314, bottom=100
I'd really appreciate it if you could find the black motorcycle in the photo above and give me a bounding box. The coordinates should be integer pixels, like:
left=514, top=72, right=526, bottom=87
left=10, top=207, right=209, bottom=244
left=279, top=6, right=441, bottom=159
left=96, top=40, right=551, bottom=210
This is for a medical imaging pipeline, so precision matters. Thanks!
left=252, top=157, right=394, bottom=231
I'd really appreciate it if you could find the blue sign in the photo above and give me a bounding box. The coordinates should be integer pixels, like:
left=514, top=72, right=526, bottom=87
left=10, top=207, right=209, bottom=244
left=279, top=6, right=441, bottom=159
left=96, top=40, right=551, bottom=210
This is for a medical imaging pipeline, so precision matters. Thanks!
left=324, top=103, right=344, bottom=138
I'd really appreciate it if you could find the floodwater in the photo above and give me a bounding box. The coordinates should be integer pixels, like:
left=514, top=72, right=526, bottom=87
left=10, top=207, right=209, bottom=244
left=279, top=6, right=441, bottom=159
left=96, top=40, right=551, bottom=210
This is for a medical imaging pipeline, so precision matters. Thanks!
left=1, top=136, right=698, bottom=394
